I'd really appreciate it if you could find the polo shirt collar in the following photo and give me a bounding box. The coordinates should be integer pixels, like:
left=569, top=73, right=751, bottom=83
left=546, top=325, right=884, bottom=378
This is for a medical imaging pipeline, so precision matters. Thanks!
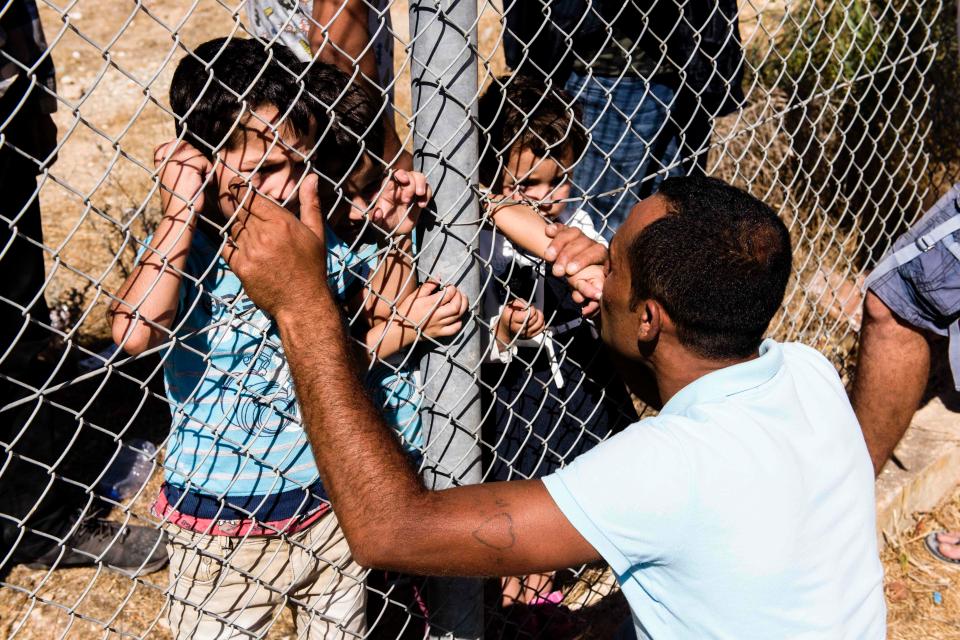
left=659, top=339, right=784, bottom=416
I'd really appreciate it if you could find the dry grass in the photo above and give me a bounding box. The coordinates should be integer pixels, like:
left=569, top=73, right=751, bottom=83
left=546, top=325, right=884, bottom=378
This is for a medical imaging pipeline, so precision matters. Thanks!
left=884, top=487, right=960, bottom=639
left=3, top=0, right=957, bottom=637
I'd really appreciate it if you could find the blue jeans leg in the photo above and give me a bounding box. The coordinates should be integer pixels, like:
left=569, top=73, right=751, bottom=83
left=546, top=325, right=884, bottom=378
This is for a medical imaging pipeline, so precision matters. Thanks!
left=566, top=73, right=681, bottom=242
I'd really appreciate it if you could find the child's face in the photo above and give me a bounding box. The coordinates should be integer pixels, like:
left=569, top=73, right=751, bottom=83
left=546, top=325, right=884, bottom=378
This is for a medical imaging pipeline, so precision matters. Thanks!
left=500, top=146, right=573, bottom=218
left=323, top=153, right=385, bottom=239
left=214, top=105, right=317, bottom=220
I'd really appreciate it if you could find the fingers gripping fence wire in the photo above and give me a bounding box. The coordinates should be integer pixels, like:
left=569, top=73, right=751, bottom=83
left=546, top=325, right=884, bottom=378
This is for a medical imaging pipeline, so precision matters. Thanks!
left=0, top=0, right=950, bottom=638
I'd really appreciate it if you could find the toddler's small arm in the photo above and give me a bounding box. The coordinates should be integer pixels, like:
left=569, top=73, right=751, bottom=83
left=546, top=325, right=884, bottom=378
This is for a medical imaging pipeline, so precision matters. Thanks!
left=487, top=201, right=608, bottom=312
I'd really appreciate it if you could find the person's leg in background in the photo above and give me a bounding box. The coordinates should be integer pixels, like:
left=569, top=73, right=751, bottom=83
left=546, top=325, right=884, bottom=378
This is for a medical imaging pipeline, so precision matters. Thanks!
left=851, top=185, right=960, bottom=562
left=565, top=72, right=681, bottom=242
left=0, top=145, right=51, bottom=365
left=0, top=91, right=166, bottom=575
left=851, top=291, right=931, bottom=477
left=679, top=108, right=715, bottom=176
left=852, top=292, right=960, bottom=563
left=671, top=86, right=716, bottom=177
left=0, top=112, right=74, bottom=564
left=852, top=292, right=960, bottom=561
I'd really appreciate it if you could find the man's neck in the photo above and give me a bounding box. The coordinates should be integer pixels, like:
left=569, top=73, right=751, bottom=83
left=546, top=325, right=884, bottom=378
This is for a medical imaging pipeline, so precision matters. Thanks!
left=648, top=344, right=759, bottom=406
left=614, top=355, right=662, bottom=410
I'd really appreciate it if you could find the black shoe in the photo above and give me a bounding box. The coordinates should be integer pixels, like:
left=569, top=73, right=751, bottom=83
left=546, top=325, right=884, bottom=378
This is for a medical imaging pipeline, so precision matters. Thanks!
left=24, top=514, right=168, bottom=576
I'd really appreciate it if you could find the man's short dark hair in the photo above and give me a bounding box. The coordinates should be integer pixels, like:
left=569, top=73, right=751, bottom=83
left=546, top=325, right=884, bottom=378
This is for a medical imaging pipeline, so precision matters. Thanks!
left=628, top=176, right=793, bottom=360
left=169, top=37, right=313, bottom=156
left=478, top=74, right=586, bottom=190
left=302, top=62, right=385, bottom=182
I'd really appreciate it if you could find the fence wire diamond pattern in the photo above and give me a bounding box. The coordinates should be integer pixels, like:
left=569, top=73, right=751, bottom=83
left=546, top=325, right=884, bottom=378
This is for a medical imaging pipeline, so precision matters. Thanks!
left=0, top=0, right=949, bottom=637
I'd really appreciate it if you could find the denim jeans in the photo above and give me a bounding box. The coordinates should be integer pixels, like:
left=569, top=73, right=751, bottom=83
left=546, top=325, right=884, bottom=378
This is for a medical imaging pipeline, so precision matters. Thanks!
left=565, top=73, right=682, bottom=241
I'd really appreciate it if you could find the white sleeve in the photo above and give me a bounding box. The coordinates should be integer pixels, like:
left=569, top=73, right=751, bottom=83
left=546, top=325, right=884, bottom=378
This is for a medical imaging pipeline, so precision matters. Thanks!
left=481, top=282, right=516, bottom=364
left=560, top=209, right=607, bottom=246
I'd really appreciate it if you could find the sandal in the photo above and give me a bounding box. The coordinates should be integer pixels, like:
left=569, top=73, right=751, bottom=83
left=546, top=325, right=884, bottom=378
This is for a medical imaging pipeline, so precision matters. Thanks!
left=924, top=531, right=960, bottom=565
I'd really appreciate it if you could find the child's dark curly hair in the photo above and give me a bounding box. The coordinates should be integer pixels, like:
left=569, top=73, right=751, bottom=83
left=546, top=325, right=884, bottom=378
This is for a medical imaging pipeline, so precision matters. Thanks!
left=302, top=62, right=386, bottom=183
left=169, top=37, right=313, bottom=157
left=478, top=74, right=586, bottom=191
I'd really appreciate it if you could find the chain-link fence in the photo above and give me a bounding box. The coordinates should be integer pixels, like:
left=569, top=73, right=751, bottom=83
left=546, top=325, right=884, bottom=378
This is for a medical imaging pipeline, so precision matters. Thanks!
left=0, top=0, right=954, bottom=637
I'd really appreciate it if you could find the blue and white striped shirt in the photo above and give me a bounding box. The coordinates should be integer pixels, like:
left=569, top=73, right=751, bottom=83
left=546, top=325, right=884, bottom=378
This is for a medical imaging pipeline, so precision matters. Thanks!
left=159, top=226, right=420, bottom=500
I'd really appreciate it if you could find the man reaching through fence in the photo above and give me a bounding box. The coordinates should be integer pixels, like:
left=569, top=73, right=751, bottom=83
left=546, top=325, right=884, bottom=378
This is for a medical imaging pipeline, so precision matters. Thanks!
left=225, top=176, right=886, bottom=638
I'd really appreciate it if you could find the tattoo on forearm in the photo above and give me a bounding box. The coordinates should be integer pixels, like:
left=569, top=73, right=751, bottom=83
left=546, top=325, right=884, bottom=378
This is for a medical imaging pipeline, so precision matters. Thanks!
left=472, top=513, right=516, bottom=551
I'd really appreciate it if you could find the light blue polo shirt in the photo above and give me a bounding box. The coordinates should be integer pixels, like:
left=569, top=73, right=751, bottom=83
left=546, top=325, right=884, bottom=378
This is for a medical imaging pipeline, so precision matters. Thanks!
left=543, top=340, right=886, bottom=639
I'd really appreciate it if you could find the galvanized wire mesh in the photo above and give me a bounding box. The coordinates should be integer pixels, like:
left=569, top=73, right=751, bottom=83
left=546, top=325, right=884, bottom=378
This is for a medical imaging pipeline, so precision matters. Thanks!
left=0, top=0, right=950, bottom=637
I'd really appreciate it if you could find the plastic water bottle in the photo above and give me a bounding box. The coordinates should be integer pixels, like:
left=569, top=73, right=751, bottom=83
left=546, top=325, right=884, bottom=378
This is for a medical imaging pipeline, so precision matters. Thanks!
left=98, top=439, right=158, bottom=501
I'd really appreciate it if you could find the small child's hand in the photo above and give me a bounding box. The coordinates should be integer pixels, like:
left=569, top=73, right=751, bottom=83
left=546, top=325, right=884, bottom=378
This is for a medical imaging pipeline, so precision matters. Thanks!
left=154, top=140, right=213, bottom=221
left=541, top=223, right=608, bottom=316
left=498, top=299, right=546, bottom=343
left=372, top=170, right=432, bottom=236
left=566, top=264, right=605, bottom=317
left=400, top=281, right=468, bottom=339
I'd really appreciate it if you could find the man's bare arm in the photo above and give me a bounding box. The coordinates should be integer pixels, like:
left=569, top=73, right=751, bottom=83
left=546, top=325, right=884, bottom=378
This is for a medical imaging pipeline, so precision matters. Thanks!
left=275, top=281, right=599, bottom=575
left=226, top=177, right=600, bottom=576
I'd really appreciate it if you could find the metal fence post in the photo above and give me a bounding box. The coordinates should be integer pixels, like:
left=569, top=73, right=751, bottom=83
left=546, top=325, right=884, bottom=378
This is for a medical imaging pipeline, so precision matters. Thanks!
left=409, top=0, right=484, bottom=638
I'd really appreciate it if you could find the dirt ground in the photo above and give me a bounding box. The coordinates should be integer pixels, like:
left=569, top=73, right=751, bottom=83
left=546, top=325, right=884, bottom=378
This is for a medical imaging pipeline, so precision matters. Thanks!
left=884, top=487, right=960, bottom=639
left=1, top=0, right=955, bottom=637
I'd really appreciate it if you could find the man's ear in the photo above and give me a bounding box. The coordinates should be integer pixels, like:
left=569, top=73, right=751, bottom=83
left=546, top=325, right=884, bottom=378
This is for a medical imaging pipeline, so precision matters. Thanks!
left=636, top=299, right=662, bottom=346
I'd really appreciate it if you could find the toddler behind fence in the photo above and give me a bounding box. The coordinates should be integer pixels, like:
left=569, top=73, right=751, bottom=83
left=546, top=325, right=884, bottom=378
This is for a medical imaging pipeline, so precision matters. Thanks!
left=306, top=63, right=468, bottom=448
left=477, top=75, right=639, bottom=610
left=109, top=37, right=452, bottom=639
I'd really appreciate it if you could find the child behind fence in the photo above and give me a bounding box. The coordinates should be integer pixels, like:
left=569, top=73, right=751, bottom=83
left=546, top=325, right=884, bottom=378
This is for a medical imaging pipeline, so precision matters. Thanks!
left=477, top=75, right=639, bottom=611
left=304, top=63, right=468, bottom=459
left=109, top=37, right=460, bottom=639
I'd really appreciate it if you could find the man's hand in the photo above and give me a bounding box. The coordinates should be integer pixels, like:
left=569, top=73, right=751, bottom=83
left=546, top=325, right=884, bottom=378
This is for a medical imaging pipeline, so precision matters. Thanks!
left=544, top=224, right=609, bottom=316
left=223, top=173, right=329, bottom=320
left=371, top=169, right=432, bottom=236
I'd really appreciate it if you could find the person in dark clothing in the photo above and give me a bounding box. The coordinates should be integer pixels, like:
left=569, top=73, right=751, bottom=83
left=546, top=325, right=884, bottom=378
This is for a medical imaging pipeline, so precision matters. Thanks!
left=502, top=0, right=745, bottom=240
left=0, top=0, right=166, bottom=575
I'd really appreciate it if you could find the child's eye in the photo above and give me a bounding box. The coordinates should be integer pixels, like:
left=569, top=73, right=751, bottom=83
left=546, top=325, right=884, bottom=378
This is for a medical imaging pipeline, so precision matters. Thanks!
left=257, top=162, right=284, bottom=175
